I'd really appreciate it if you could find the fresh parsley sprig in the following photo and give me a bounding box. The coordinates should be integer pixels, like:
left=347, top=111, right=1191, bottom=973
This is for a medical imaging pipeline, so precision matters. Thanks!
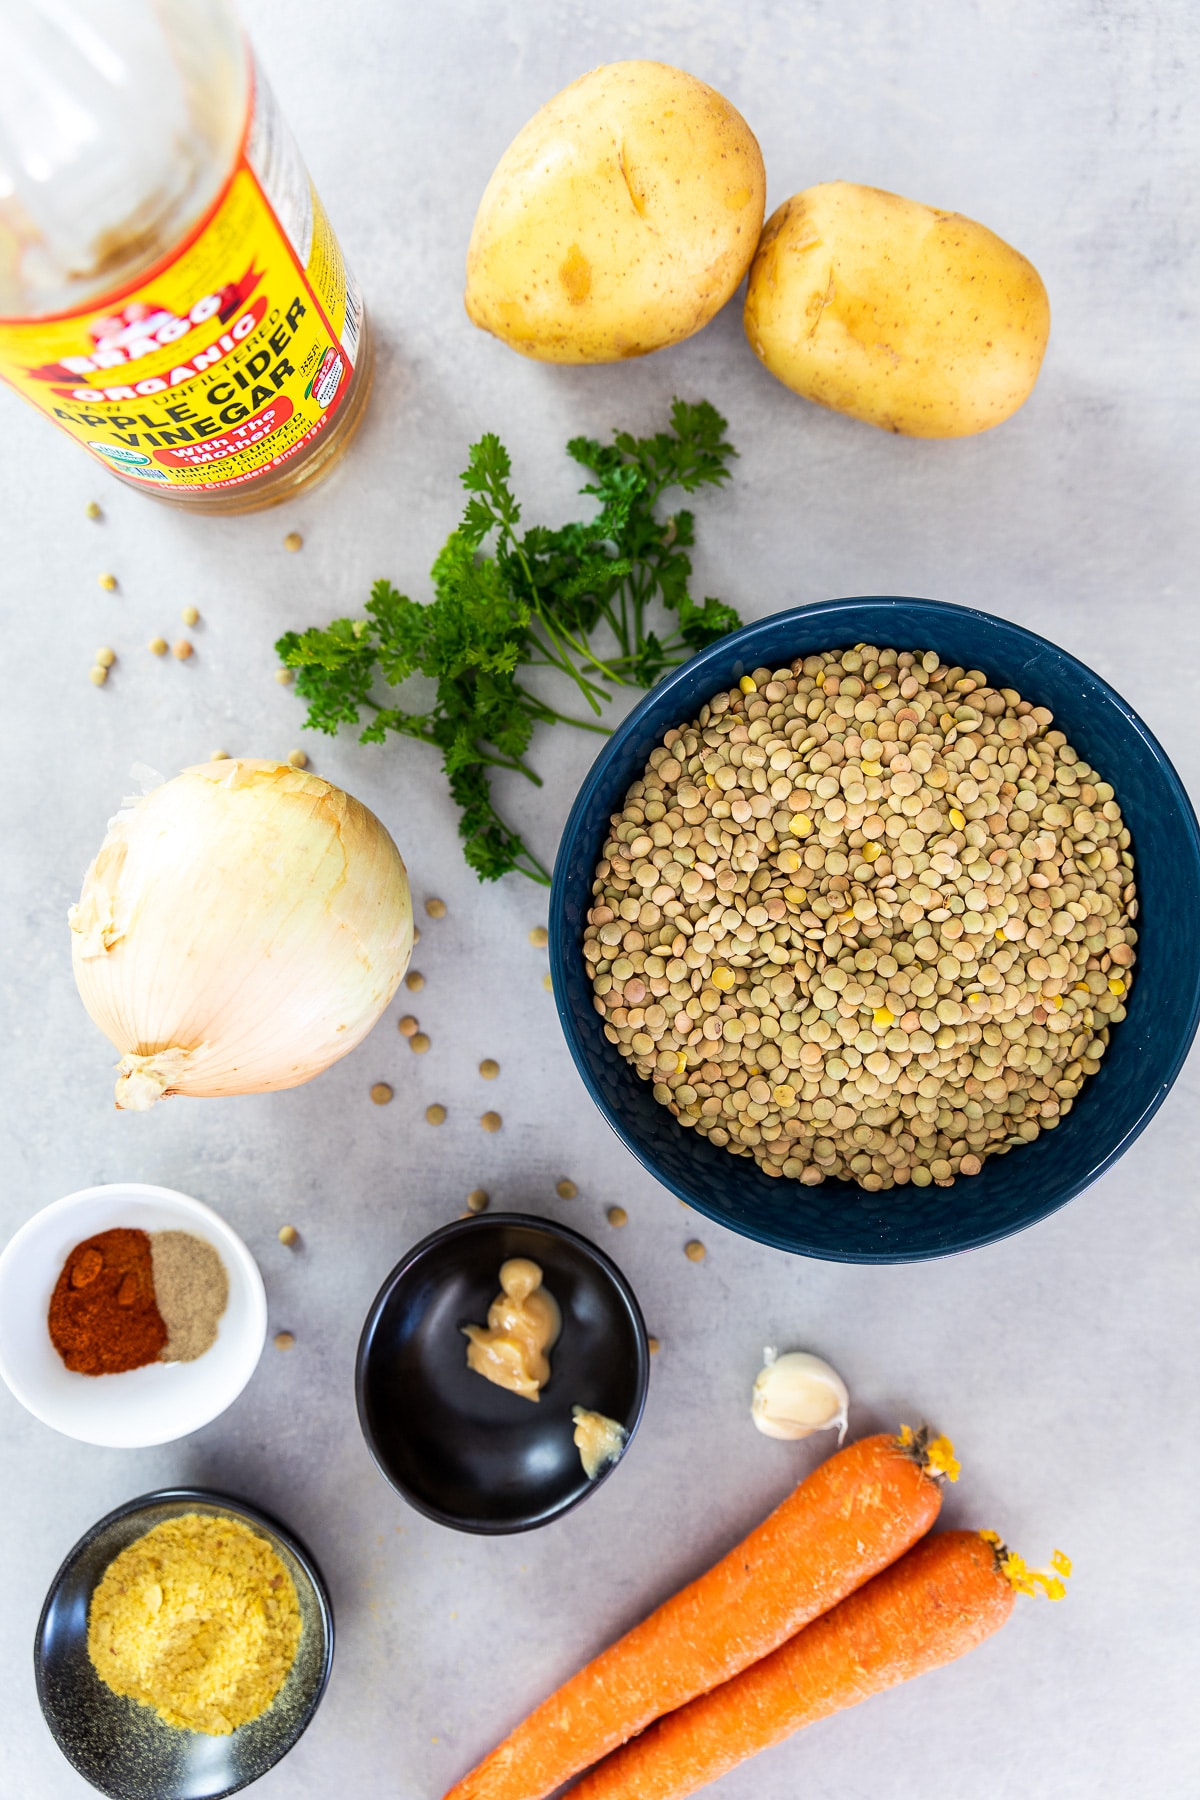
left=276, top=400, right=741, bottom=884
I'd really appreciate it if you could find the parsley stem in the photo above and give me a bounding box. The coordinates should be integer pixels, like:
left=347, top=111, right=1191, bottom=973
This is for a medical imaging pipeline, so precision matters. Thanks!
left=480, top=751, right=543, bottom=785
left=530, top=609, right=620, bottom=708
left=516, top=686, right=613, bottom=735
left=536, top=602, right=634, bottom=689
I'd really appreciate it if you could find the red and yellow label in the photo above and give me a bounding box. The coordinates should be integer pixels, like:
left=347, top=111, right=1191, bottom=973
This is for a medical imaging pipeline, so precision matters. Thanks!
left=0, top=73, right=361, bottom=493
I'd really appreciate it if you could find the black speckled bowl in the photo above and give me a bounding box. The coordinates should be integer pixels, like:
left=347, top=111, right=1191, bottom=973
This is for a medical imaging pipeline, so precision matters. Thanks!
left=34, top=1488, right=334, bottom=1799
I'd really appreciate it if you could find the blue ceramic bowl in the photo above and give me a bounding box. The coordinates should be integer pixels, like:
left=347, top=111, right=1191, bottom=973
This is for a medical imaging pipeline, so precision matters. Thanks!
left=549, top=597, right=1200, bottom=1262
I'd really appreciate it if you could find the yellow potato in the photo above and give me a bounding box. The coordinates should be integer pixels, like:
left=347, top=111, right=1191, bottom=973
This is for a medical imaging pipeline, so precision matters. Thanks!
left=465, top=62, right=765, bottom=363
left=744, top=182, right=1050, bottom=436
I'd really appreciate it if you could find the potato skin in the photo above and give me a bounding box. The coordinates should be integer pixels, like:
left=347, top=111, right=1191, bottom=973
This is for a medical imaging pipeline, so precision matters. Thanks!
left=743, top=182, right=1050, bottom=436
left=465, top=61, right=765, bottom=364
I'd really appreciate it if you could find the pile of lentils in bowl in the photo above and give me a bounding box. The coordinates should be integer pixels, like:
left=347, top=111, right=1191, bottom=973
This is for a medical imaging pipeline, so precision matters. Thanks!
left=583, top=645, right=1138, bottom=1191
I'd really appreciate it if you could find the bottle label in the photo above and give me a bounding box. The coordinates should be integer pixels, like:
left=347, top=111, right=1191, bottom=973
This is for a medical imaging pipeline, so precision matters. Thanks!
left=0, top=65, right=363, bottom=493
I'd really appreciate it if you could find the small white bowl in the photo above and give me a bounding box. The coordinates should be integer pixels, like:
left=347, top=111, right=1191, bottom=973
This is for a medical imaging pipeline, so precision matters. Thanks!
left=0, top=1183, right=267, bottom=1448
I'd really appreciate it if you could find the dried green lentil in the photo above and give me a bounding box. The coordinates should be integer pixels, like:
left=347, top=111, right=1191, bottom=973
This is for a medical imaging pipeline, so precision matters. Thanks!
left=582, top=646, right=1137, bottom=1193
left=466, top=1189, right=489, bottom=1213
left=607, top=1206, right=628, bottom=1227
left=556, top=1179, right=578, bottom=1199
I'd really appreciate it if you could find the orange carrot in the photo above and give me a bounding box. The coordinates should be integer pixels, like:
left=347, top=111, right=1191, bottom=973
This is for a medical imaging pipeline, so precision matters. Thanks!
left=443, top=1428, right=957, bottom=1800
left=571, top=1530, right=1068, bottom=1800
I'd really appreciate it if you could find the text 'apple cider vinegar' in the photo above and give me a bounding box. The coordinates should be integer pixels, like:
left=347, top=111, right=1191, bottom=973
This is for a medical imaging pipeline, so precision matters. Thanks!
left=0, top=0, right=373, bottom=510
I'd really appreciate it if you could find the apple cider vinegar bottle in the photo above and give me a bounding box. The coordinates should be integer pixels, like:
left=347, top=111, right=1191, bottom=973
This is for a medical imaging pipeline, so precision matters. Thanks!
left=0, top=0, right=373, bottom=511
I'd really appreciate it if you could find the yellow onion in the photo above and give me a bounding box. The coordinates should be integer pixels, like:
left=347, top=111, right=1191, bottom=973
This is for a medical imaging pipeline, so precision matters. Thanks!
left=70, top=760, right=413, bottom=1109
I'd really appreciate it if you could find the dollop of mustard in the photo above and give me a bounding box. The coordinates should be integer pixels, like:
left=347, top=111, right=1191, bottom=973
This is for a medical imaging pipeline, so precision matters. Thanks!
left=463, top=1258, right=561, bottom=1401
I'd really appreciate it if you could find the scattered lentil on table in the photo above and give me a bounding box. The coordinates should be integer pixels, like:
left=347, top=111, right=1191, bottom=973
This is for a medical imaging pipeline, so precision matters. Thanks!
left=283, top=531, right=303, bottom=552
left=583, top=645, right=1137, bottom=1193
left=94, top=646, right=115, bottom=668
left=210, top=749, right=229, bottom=761
left=370, top=1082, right=394, bottom=1104
left=286, top=748, right=307, bottom=768
left=274, top=667, right=293, bottom=684
left=172, top=638, right=193, bottom=660
left=466, top=1189, right=490, bottom=1213
left=479, top=1058, right=500, bottom=1079
left=180, top=604, right=199, bottom=626
left=529, top=925, right=549, bottom=946
left=85, top=500, right=102, bottom=520
left=277, top=1225, right=298, bottom=1247
left=426, top=1103, right=447, bottom=1125
left=88, top=664, right=107, bottom=686
left=98, top=571, right=116, bottom=590
left=149, top=636, right=168, bottom=655
left=481, top=1110, right=502, bottom=1133
left=648, top=1335, right=661, bottom=1354
left=426, top=897, right=447, bottom=918
left=410, top=1032, right=431, bottom=1054
left=607, top=1206, right=628, bottom=1228
left=398, top=1015, right=419, bottom=1037
left=556, top=1179, right=577, bottom=1199
left=274, top=1331, right=295, bottom=1351
left=405, top=970, right=425, bottom=991
left=685, top=1240, right=707, bottom=1262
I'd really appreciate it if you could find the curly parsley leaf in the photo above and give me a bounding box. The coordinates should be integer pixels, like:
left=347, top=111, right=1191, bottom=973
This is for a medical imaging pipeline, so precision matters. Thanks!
left=276, top=401, right=741, bottom=884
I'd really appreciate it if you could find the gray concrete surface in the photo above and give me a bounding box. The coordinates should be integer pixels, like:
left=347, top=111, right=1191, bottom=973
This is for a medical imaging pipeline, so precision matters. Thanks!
left=2, top=1, right=1198, bottom=1794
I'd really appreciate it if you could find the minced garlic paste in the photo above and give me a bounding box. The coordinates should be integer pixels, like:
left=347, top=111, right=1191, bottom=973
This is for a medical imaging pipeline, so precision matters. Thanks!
left=87, top=1514, right=301, bottom=1735
left=463, top=1258, right=561, bottom=1401
left=572, top=1406, right=627, bottom=1479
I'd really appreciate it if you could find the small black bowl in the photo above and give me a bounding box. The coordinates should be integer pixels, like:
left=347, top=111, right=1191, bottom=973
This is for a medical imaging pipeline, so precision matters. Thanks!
left=356, top=1213, right=649, bottom=1533
left=35, top=1487, right=334, bottom=1800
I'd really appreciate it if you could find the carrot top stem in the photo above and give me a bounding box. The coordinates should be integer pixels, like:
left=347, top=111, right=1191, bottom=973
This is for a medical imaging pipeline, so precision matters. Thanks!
left=980, top=1531, right=1072, bottom=1600
left=896, top=1423, right=961, bottom=1484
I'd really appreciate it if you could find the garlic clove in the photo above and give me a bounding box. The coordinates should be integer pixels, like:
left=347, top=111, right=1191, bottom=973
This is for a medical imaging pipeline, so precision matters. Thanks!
left=751, top=1349, right=849, bottom=1443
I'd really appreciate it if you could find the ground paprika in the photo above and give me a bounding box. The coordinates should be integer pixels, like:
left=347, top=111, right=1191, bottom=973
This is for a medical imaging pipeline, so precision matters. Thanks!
left=48, top=1227, right=167, bottom=1375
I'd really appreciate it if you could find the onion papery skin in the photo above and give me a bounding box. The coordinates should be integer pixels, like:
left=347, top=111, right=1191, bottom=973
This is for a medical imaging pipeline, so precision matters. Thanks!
left=70, top=760, right=414, bottom=1108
